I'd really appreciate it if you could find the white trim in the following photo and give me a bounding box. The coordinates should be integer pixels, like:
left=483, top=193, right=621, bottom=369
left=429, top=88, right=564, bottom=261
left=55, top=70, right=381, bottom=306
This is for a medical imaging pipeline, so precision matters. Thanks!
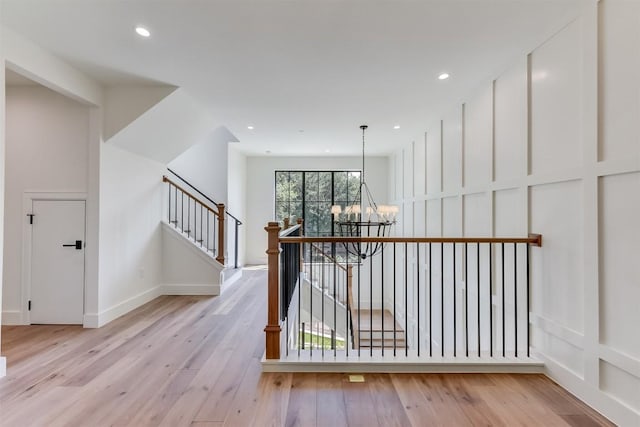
left=89, top=285, right=162, bottom=328
left=220, top=268, right=243, bottom=292
left=83, top=283, right=222, bottom=328
left=542, top=354, right=636, bottom=427
left=82, top=313, right=100, bottom=329
left=0, top=357, right=6, bottom=378
left=1, top=310, right=22, bottom=325
left=161, top=284, right=219, bottom=295
left=22, top=192, right=88, bottom=326
left=262, top=351, right=544, bottom=374
left=599, top=344, right=640, bottom=380
left=532, top=313, right=585, bottom=349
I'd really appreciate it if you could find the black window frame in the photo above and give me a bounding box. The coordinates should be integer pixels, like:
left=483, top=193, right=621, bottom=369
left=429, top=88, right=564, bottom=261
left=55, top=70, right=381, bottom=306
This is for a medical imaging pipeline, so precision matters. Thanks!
left=274, top=170, right=362, bottom=236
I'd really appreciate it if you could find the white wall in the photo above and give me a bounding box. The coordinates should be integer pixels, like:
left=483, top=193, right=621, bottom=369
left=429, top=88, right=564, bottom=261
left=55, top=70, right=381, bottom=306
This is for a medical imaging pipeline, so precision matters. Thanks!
left=95, top=143, right=165, bottom=327
left=0, top=23, right=103, bottom=375
left=227, top=146, right=247, bottom=267
left=389, top=1, right=639, bottom=424
left=2, top=85, right=90, bottom=323
left=168, top=126, right=237, bottom=204
left=245, top=156, right=389, bottom=265
left=0, top=13, right=6, bottom=376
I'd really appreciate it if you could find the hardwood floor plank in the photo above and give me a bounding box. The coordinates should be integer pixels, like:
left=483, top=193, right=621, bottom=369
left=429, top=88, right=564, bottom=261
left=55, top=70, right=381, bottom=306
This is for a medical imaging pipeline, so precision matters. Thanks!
left=490, top=374, right=576, bottom=426
left=0, top=269, right=614, bottom=427
left=315, top=373, right=348, bottom=427
left=522, top=375, right=613, bottom=425
left=342, top=374, right=381, bottom=427
left=390, top=373, right=439, bottom=426
left=192, top=297, right=266, bottom=422
left=125, top=368, right=200, bottom=427
left=156, top=340, right=237, bottom=426
left=284, top=373, right=317, bottom=427
left=219, top=357, right=264, bottom=427
left=252, top=372, right=293, bottom=427
left=367, top=374, right=412, bottom=427
left=413, top=374, right=474, bottom=426
left=440, top=374, right=505, bottom=426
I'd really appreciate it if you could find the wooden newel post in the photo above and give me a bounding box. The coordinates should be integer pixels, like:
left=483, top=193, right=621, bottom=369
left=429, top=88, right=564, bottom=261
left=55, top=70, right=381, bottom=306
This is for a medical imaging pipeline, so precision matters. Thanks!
left=264, top=222, right=282, bottom=359
left=216, top=204, right=226, bottom=265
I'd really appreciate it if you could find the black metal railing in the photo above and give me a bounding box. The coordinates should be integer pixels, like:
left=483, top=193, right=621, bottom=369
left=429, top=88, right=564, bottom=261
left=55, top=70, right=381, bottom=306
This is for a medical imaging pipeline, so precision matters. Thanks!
left=164, top=175, right=225, bottom=265
left=280, top=223, right=302, bottom=320
left=164, top=169, right=243, bottom=268
left=267, top=232, right=542, bottom=361
left=301, top=243, right=352, bottom=355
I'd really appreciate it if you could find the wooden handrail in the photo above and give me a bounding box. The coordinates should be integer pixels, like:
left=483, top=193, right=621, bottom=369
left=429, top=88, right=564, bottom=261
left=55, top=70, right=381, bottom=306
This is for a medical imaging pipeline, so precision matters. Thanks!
left=167, top=168, right=242, bottom=225
left=163, top=175, right=220, bottom=218
left=279, top=234, right=542, bottom=246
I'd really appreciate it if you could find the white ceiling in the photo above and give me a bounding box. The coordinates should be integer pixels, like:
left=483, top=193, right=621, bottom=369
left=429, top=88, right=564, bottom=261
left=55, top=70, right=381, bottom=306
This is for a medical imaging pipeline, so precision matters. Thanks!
left=1, top=0, right=588, bottom=156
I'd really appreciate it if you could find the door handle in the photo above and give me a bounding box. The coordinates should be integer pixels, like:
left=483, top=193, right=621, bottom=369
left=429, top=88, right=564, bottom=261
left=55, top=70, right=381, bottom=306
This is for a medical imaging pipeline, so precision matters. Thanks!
left=62, top=240, right=83, bottom=250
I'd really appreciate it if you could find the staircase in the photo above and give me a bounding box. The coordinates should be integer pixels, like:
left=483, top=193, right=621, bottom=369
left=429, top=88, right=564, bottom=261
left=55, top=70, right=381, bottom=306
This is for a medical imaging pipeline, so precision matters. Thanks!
left=300, top=243, right=407, bottom=352
left=352, top=309, right=406, bottom=349
left=162, top=173, right=243, bottom=293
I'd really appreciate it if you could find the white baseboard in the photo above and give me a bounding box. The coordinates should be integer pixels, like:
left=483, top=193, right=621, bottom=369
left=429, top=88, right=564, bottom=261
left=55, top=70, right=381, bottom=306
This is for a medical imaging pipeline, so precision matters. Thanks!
left=221, top=268, right=243, bottom=292
left=83, top=313, right=100, bottom=328
left=161, top=284, right=219, bottom=295
left=83, top=283, right=221, bottom=328
left=263, top=352, right=544, bottom=374
left=540, top=352, right=637, bottom=426
left=88, top=286, right=163, bottom=328
left=1, top=310, right=23, bottom=325
left=0, top=357, right=6, bottom=378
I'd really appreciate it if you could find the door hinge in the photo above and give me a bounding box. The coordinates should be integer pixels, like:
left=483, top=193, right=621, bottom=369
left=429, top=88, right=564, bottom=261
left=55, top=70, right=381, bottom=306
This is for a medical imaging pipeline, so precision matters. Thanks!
left=28, top=300, right=31, bottom=311
left=27, top=213, right=35, bottom=224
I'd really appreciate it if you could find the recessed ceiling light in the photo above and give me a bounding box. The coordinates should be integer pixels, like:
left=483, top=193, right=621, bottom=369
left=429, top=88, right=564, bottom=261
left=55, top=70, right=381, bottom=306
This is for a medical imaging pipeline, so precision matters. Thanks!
left=247, top=125, right=254, bottom=130
left=393, top=125, right=400, bottom=129
left=135, top=26, right=151, bottom=38
left=438, top=73, right=450, bottom=80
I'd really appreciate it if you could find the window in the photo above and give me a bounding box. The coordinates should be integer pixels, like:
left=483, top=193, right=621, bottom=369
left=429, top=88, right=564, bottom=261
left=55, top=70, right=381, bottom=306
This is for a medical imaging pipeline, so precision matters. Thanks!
left=275, top=170, right=361, bottom=236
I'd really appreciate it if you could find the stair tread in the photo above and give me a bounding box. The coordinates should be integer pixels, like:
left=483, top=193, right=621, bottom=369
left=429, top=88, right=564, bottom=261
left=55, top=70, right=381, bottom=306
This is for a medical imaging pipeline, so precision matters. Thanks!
left=352, top=309, right=404, bottom=332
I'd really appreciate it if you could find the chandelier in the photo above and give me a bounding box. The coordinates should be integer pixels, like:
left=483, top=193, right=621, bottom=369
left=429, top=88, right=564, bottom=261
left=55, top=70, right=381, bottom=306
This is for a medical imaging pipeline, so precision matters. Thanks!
left=330, top=125, right=398, bottom=259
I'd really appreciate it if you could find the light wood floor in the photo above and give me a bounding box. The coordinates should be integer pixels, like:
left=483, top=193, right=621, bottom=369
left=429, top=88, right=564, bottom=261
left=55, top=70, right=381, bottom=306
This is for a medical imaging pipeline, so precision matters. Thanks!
left=1, top=268, right=613, bottom=426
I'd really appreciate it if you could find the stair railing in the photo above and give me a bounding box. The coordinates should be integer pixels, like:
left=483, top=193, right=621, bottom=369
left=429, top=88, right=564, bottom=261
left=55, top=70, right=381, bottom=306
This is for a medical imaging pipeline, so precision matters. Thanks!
left=265, top=224, right=543, bottom=362
left=164, top=169, right=244, bottom=268
left=163, top=175, right=225, bottom=265
left=304, top=242, right=354, bottom=352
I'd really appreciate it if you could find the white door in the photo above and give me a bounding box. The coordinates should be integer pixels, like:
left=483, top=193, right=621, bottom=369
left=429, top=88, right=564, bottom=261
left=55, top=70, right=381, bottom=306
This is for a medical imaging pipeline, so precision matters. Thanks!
left=30, top=200, right=85, bottom=324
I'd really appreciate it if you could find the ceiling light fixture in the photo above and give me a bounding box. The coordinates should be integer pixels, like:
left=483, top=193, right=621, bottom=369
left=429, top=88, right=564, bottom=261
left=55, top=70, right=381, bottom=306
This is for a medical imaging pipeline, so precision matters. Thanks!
left=438, top=73, right=450, bottom=80
left=247, top=125, right=254, bottom=130
left=330, top=125, right=398, bottom=259
left=393, top=125, right=400, bottom=129
left=135, top=26, right=151, bottom=37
